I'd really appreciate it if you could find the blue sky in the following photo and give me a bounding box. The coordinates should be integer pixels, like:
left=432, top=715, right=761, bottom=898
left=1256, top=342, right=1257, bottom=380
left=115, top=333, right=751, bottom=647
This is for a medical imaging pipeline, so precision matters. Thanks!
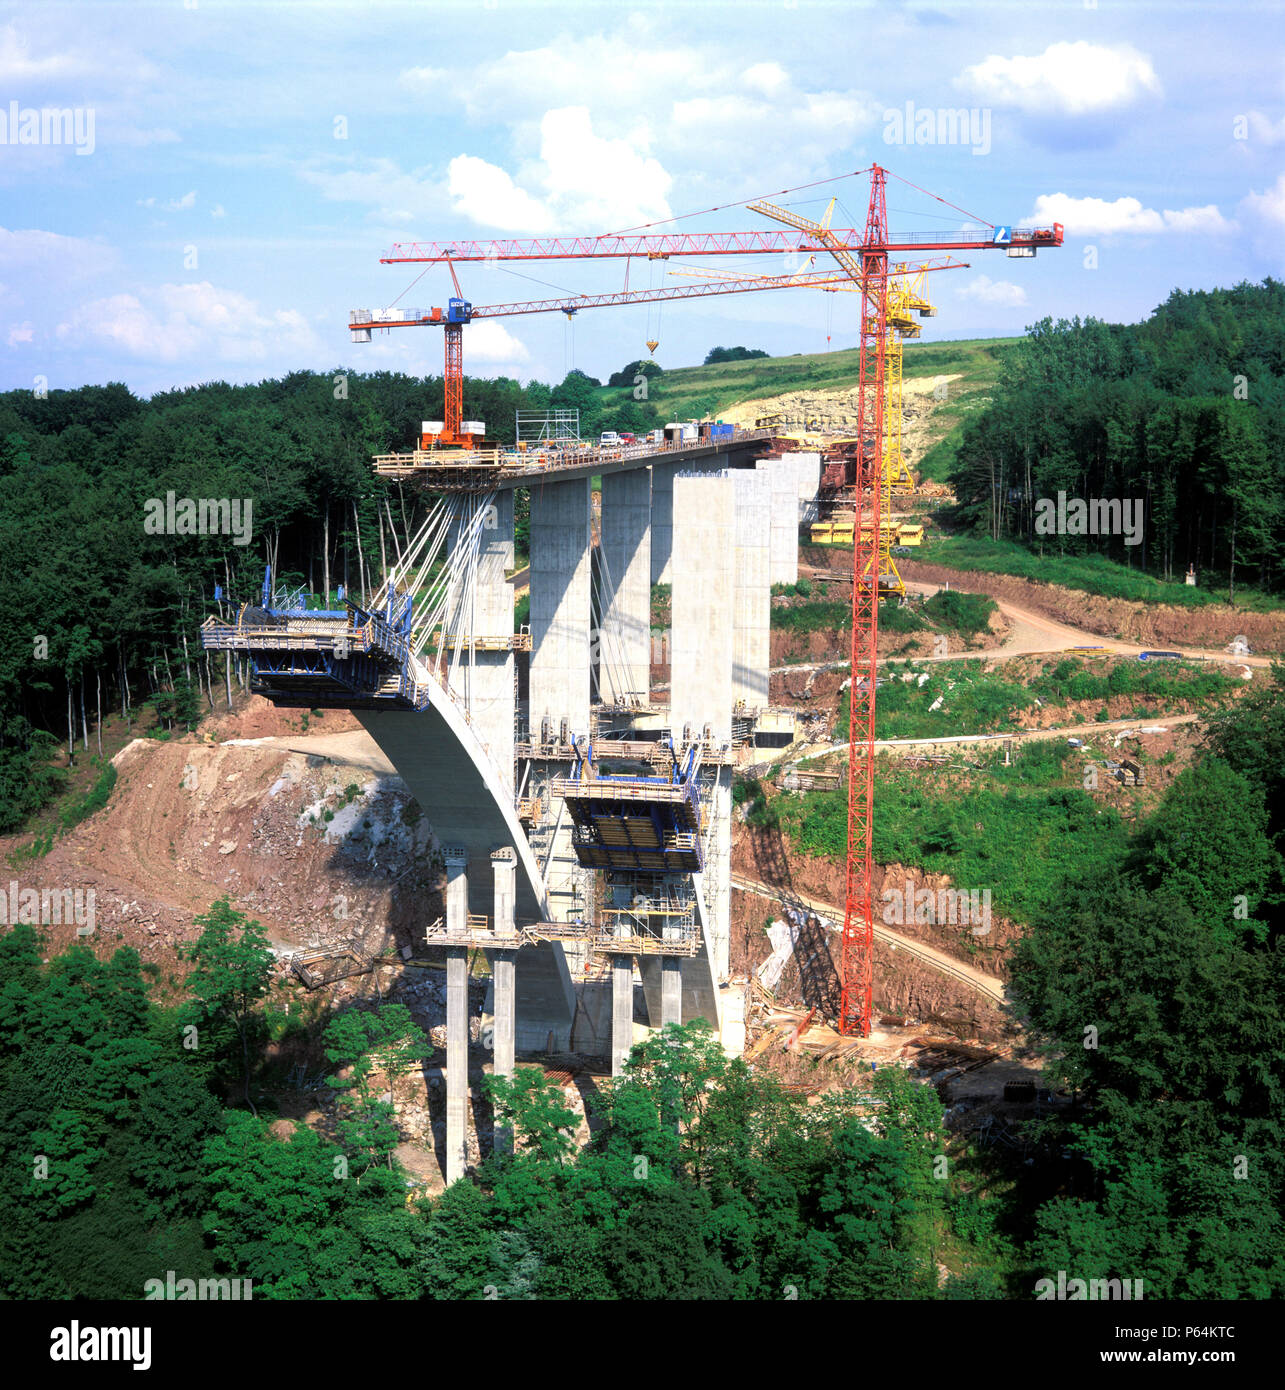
left=1, top=0, right=1282, bottom=398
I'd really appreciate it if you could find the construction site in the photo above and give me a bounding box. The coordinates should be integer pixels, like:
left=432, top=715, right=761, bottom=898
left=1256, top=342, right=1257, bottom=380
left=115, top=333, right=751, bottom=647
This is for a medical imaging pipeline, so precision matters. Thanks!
left=190, top=165, right=1070, bottom=1183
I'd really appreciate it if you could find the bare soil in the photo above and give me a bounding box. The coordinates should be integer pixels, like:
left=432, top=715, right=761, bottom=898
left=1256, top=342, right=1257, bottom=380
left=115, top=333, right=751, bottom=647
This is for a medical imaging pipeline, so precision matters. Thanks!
left=3, top=711, right=443, bottom=996
left=901, top=558, right=1285, bottom=654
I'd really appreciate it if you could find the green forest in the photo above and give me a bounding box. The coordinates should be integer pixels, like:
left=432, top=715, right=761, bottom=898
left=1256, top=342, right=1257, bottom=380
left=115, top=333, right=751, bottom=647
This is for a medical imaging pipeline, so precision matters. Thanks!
left=948, top=280, right=1285, bottom=598
left=0, top=673, right=1280, bottom=1299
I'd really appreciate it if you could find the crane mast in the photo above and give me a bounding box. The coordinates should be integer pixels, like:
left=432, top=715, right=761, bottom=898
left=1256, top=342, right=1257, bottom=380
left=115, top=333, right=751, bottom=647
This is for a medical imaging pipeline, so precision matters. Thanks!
left=842, top=165, right=889, bottom=1036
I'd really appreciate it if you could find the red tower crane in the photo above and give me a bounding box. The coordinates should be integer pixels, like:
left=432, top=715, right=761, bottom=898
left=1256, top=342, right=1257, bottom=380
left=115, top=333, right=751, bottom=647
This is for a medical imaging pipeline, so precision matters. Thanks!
left=349, top=166, right=1064, bottom=1035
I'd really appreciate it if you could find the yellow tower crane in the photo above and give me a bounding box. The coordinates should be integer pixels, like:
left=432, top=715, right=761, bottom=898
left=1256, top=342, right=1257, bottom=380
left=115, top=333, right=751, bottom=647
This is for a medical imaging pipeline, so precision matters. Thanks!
left=667, top=223, right=942, bottom=597
left=743, top=198, right=943, bottom=596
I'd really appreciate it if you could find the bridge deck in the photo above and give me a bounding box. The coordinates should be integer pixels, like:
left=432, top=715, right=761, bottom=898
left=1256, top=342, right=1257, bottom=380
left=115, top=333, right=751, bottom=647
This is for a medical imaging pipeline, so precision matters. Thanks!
left=372, top=427, right=777, bottom=491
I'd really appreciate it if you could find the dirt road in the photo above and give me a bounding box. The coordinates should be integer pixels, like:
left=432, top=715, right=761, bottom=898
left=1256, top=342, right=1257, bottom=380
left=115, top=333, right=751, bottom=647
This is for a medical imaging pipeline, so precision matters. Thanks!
left=782, top=572, right=1268, bottom=672
left=730, top=871, right=1009, bottom=1007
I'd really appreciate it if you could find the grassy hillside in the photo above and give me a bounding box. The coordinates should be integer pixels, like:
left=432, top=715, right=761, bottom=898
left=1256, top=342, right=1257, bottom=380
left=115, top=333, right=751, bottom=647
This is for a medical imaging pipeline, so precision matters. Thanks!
left=908, top=339, right=1015, bottom=481
left=593, top=337, right=1014, bottom=450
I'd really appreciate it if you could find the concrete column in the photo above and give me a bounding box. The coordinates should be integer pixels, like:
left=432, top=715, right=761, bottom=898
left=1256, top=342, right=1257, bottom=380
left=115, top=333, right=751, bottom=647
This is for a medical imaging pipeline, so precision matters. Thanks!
left=491, top=847, right=516, bottom=939
left=703, top=774, right=733, bottom=982
left=444, top=847, right=469, bottom=1184
left=528, top=477, right=592, bottom=738
left=660, top=956, right=682, bottom=1027
left=474, top=492, right=517, bottom=790
left=444, top=846, right=469, bottom=935
left=758, top=458, right=799, bottom=587
left=611, top=955, right=633, bottom=1077
left=731, top=468, right=771, bottom=711
left=490, top=849, right=517, bottom=1113
left=649, top=462, right=675, bottom=586
left=670, top=470, right=734, bottom=742
left=599, top=469, right=651, bottom=705
left=446, top=947, right=469, bottom=1184
left=670, top=472, right=735, bottom=995
left=491, top=953, right=516, bottom=1077
left=444, top=493, right=515, bottom=790
left=490, top=950, right=516, bottom=1155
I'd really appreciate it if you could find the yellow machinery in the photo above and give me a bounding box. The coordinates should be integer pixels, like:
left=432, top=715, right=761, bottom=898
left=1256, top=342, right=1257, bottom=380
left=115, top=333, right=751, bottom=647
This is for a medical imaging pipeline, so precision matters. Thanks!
left=668, top=201, right=940, bottom=599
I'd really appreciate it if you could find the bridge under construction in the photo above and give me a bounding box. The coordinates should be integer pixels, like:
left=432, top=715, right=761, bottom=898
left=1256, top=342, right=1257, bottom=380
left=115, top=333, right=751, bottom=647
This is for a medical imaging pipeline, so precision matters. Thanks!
left=205, top=424, right=819, bottom=1180
left=202, top=161, right=1058, bottom=1181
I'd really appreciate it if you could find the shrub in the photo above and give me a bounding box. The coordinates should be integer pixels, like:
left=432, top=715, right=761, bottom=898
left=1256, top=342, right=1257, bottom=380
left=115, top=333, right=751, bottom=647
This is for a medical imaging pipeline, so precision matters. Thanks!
left=923, top=589, right=996, bottom=634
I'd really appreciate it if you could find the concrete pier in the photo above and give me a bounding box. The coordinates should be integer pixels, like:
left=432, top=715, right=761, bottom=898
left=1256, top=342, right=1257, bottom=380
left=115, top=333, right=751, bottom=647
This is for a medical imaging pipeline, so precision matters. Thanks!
left=671, top=471, right=734, bottom=741
left=529, top=477, right=593, bottom=737
left=528, top=476, right=594, bottom=958
left=660, top=956, right=682, bottom=1028
left=611, top=955, right=633, bottom=1077
left=444, top=847, right=469, bottom=1185
left=666, top=469, right=735, bottom=1009
left=650, top=462, right=675, bottom=586
left=489, top=848, right=517, bottom=1087
left=599, top=469, right=652, bottom=705
left=759, top=458, right=799, bottom=587
left=731, top=468, right=771, bottom=710
left=447, top=491, right=515, bottom=788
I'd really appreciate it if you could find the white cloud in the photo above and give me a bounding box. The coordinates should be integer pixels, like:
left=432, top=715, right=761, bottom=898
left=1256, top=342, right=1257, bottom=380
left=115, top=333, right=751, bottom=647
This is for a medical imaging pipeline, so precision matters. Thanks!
left=299, top=157, right=447, bottom=228
left=955, top=275, right=1027, bottom=308
left=1242, top=172, right=1285, bottom=229
left=743, top=62, right=789, bottom=98
left=56, top=281, right=320, bottom=364
left=462, top=319, right=528, bottom=363
left=958, top=41, right=1161, bottom=116
left=444, top=35, right=710, bottom=133
left=0, top=226, right=116, bottom=282
left=1245, top=111, right=1285, bottom=146
left=398, top=37, right=877, bottom=184
left=211, top=203, right=226, bottom=219
left=1022, top=193, right=1232, bottom=235
left=668, top=86, right=878, bottom=174
left=447, top=155, right=559, bottom=234
left=0, top=22, right=98, bottom=82
left=7, top=321, right=33, bottom=347
left=320, top=107, right=674, bottom=238
left=0, top=21, right=159, bottom=93
left=534, top=106, right=672, bottom=231
left=399, top=64, right=449, bottom=90
left=1160, top=204, right=1231, bottom=233
left=137, top=190, right=196, bottom=212
left=446, top=106, right=672, bottom=234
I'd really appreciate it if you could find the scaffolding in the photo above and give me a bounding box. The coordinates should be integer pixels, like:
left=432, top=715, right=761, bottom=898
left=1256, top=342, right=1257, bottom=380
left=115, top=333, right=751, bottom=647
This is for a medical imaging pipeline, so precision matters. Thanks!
left=289, top=946, right=374, bottom=988
left=516, top=408, right=580, bottom=447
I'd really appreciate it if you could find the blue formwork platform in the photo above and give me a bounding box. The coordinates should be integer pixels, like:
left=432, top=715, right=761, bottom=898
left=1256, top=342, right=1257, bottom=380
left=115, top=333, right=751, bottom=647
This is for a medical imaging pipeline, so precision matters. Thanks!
left=555, top=775, right=703, bottom=873
left=200, top=589, right=426, bottom=711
